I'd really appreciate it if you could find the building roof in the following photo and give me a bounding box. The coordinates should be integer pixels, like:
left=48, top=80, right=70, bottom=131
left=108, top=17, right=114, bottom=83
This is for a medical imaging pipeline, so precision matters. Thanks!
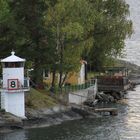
left=1, top=51, right=25, bottom=62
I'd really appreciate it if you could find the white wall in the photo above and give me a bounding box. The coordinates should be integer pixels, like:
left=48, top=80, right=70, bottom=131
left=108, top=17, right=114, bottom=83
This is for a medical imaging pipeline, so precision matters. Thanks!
left=1, top=67, right=25, bottom=118
left=69, top=92, right=88, bottom=105
left=78, top=64, right=85, bottom=84
left=68, top=79, right=98, bottom=105
left=7, top=92, right=25, bottom=117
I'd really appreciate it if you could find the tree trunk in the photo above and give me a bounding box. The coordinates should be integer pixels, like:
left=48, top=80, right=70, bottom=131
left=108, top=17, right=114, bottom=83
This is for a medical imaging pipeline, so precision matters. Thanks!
left=58, top=36, right=64, bottom=88
left=32, top=59, right=43, bottom=88
left=59, top=72, right=68, bottom=88
left=50, top=69, right=56, bottom=92
left=59, top=71, right=63, bottom=88
left=61, top=72, right=68, bottom=86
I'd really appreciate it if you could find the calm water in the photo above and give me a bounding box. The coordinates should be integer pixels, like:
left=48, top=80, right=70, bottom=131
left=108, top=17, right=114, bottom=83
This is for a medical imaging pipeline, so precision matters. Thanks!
left=1, top=85, right=140, bottom=140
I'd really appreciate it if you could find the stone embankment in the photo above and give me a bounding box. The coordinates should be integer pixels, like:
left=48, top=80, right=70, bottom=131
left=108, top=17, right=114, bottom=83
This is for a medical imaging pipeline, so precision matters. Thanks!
left=0, top=103, right=103, bottom=134
left=96, top=91, right=127, bottom=103
left=23, top=105, right=82, bottom=129
left=0, top=105, right=86, bottom=133
left=0, top=111, right=23, bottom=133
left=84, top=81, right=136, bottom=107
left=95, top=81, right=136, bottom=104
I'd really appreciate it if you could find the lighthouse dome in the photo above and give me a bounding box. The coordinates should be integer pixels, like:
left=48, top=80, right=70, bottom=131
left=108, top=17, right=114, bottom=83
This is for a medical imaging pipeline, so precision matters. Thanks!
left=1, top=51, right=25, bottom=62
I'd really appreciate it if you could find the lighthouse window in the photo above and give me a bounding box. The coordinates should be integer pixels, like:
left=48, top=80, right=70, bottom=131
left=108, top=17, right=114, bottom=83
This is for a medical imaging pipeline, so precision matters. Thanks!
left=3, top=62, right=24, bottom=68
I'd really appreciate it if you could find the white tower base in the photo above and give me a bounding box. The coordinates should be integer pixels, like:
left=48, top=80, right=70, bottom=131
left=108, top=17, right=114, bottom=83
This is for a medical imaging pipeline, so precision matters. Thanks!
left=1, top=92, right=25, bottom=118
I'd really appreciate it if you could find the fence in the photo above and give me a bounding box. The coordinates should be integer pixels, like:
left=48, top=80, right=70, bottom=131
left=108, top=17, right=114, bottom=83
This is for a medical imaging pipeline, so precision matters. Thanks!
left=52, top=79, right=96, bottom=94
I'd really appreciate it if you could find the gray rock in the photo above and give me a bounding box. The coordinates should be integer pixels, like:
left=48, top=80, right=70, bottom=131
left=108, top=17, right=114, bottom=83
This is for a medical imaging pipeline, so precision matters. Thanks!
left=108, top=95, right=115, bottom=102
left=111, top=92, right=121, bottom=100
left=99, top=92, right=110, bottom=102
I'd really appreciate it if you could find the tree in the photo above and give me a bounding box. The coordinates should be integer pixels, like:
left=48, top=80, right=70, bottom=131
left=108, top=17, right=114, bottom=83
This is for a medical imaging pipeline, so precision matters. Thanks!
left=45, top=0, right=95, bottom=88
left=6, top=0, right=49, bottom=85
left=86, top=0, right=133, bottom=70
left=0, top=0, right=17, bottom=57
left=0, top=0, right=132, bottom=88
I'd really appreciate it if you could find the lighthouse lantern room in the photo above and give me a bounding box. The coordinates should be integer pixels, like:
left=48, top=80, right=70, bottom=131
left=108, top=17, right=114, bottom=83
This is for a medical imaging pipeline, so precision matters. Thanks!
left=0, top=51, right=29, bottom=118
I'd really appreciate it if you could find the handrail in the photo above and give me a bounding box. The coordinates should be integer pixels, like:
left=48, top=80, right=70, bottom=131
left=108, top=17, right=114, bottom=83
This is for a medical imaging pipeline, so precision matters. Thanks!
left=69, top=92, right=88, bottom=98
left=0, top=78, right=30, bottom=91
left=53, top=79, right=97, bottom=94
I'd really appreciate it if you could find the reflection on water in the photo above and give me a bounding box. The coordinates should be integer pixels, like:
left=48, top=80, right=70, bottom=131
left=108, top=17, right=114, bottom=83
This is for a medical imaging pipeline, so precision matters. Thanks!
left=0, top=130, right=27, bottom=140
left=1, top=86, right=140, bottom=140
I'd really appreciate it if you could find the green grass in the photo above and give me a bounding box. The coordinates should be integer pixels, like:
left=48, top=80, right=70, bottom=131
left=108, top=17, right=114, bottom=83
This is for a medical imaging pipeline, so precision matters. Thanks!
left=25, top=88, right=58, bottom=109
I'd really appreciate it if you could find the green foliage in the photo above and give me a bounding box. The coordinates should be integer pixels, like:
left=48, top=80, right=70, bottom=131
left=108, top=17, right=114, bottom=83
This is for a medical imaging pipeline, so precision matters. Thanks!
left=45, top=0, right=95, bottom=86
left=0, top=0, right=133, bottom=87
left=0, top=0, right=17, bottom=57
left=85, top=0, right=133, bottom=70
left=6, top=0, right=49, bottom=84
left=0, top=0, right=10, bottom=24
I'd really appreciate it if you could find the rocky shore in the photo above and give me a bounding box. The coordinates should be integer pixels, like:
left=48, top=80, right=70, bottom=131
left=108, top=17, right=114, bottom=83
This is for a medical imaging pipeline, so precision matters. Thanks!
left=0, top=105, right=95, bottom=134
left=24, top=105, right=83, bottom=129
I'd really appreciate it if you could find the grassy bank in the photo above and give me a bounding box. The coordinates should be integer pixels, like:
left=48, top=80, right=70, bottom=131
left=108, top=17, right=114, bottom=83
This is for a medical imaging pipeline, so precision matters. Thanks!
left=25, top=88, right=58, bottom=109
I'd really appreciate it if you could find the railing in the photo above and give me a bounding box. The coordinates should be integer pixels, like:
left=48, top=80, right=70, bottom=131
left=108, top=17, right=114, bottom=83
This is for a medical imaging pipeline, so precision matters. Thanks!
left=0, top=77, right=30, bottom=92
left=52, top=79, right=96, bottom=94
left=23, top=78, right=30, bottom=89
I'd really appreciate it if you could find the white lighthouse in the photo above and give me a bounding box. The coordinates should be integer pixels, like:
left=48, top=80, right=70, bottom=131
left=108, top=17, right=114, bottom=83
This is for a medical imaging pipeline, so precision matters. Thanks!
left=0, top=51, right=29, bottom=118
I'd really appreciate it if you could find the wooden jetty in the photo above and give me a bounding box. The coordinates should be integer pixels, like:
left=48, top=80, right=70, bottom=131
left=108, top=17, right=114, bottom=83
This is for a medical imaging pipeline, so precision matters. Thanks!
left=71, top=103, right=118, bottom=116
left=95, top=108, right=118, bottom=116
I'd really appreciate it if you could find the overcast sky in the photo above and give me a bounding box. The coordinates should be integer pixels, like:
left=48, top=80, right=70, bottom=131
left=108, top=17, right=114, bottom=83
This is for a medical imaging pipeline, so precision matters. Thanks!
left=122, top=0, right=140, bottom=65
